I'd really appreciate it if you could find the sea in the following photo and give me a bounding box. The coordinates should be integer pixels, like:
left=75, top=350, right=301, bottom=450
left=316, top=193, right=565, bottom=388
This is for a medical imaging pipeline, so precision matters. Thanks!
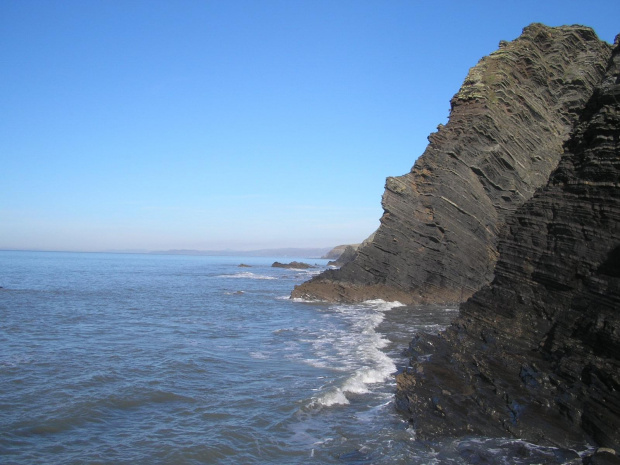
left=0, top=251, right=593, bottom=464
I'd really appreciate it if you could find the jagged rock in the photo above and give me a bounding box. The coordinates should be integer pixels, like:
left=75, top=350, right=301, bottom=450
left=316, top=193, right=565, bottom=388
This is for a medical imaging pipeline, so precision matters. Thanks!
left=271, top=261, right=315, bottom=269
left=584, top=448, right=620, bottom=465
left=396, top=35, right=620, bottom=450
left=293, top=24, right=611, bottom=304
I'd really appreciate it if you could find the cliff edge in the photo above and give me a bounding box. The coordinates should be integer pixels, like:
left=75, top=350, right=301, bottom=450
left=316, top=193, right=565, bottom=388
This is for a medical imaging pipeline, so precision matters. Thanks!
left=293, top=24, right=611, bottom=304
left=396, top=35, right=620, bottom=449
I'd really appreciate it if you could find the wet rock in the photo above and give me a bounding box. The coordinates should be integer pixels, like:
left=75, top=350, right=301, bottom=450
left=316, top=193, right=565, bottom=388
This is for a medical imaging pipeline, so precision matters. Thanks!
left=396, top=36, right=620, bottom=450
left=271, top=261, right=315, bottom=269
left=584, top=448, right=620, bottom=465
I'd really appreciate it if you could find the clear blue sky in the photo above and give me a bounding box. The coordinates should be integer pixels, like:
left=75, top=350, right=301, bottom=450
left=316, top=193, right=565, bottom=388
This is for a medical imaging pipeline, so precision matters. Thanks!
left=1, top=0, right=618, bottom=252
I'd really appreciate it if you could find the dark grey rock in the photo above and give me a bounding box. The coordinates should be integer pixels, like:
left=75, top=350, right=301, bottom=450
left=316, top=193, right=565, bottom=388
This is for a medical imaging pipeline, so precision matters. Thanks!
left=396, top=37, right=620, bottom=450
left=293, top=24, right=611, bottom=305
left=271, top=261, right=315, bottom=269
left=584, top=448, right=620, bottom=465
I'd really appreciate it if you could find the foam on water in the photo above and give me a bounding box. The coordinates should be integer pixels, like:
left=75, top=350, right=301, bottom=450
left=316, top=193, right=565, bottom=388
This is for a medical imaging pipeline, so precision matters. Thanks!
left=215, top=271, right=277, bottom=280
left=287, top=296, right=320, bottom=303
left=316, top=389, right=350, bottom=406
left=305, top=300, right=405, bottom=408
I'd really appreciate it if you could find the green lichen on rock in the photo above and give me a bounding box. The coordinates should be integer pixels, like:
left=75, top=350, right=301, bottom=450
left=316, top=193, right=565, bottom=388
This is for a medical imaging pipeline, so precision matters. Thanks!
left=455, top=64, right=488, bottom=101
left=386, top=176, right=407, bottom=195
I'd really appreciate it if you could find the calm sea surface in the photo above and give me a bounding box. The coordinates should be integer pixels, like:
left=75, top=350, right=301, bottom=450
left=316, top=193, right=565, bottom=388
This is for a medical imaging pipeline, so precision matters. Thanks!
left=0, top=251, right=591, bottom=464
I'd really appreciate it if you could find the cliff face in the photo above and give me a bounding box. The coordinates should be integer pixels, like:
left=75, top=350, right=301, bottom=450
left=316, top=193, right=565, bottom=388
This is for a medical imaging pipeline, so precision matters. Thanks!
left=293, top=24, right=611, bottom=304
left=396, top=36, right=620, bottom=449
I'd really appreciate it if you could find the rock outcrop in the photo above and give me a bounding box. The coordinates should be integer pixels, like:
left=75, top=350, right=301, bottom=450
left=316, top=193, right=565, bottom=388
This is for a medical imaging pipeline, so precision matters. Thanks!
left=322, top=244, right=360, bottom=260
left=271, top=261, right=315, bottom=269
left=396, top=35, right=620, bottom=450
left=327, top=245, right=358, bottom=267
left=293, top=24, right=611, bottom=304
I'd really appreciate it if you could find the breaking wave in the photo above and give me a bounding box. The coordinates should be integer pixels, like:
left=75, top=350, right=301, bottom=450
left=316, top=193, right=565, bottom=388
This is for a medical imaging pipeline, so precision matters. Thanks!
left=215, top=272, right=277, bottom=280
left=305, top=300, right=405, bottom=408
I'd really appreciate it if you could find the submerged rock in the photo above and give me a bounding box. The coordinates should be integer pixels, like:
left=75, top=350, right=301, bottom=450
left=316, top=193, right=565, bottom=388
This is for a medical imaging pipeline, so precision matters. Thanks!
left=293, top=24, right=611, bottom=305
left=396, top=34, right=620, bottom=450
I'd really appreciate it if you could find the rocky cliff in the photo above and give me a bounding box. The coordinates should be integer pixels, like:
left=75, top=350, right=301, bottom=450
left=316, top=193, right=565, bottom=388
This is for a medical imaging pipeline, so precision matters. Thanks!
left=321, top=244, right=360, bottom=260
left=396, top=34, right=620, bottom=450
left=293, top=24, right=611, bottom=304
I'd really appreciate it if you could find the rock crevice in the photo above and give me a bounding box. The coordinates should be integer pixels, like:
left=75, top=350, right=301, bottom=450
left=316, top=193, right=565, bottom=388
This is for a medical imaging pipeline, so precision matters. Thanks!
left=396, top=36, right=620, bottom=449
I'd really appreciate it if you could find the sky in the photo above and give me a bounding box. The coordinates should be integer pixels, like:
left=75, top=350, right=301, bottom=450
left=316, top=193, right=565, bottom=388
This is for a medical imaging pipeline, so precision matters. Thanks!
left=1, top=1, right=618, bottom=252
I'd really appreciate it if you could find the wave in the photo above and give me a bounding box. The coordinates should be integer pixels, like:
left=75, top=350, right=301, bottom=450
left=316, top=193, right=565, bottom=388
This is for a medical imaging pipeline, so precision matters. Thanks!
left=307, top=299, right=403, bottom=408
left=214, top=272, right=277, bottom=280
left=315, top=389, right=350, bottom=406
left=287, top=296, right=320, bottom=303
left=362, top=299, right=406, bottom=310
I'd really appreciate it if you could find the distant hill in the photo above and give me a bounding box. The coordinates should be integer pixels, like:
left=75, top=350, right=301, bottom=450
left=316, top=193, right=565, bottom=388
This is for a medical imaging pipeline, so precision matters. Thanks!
left=321, top=244, right=360, bottom=259
left=151, top=247, right=333, bottom=258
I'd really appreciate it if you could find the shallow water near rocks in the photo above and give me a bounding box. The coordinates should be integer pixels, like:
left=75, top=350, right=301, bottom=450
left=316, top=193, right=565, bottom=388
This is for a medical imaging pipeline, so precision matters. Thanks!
left=0, top=251, right=591, bottom=464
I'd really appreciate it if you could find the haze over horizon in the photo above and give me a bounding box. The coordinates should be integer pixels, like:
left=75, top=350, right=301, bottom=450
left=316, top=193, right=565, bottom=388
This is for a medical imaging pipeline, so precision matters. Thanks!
left=2, top=0, right=619, bottom=253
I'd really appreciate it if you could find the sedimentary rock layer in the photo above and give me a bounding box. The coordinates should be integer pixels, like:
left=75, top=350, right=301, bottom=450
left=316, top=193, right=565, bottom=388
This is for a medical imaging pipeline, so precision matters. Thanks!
left=293, top=24, right=611, bottom=304
left=396, top=35, right=620, bottom=449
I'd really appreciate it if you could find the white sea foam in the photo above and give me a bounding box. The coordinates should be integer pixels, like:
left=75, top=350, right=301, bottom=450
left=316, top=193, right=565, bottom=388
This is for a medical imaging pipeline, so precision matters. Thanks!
left=315, top=389, right=350, bottom=406
left=215, top=272, right=277, bottom=280
left=276, top=295, right=320, bottom=302
left=284, top=267, right=313, bottom=272
left=308, top=299, right=401, bottom=407
left=289, top=296, right=322, bottom=303
left=362, top=299, right=406, bottom=310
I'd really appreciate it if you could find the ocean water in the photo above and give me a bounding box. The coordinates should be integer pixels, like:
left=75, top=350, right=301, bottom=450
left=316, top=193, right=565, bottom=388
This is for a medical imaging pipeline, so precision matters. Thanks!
left=0, top=251, right=591, bottom=464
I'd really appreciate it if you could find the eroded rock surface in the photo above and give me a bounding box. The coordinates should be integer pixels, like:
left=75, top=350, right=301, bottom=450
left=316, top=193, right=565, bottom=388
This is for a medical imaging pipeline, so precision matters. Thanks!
left=396, top=36, right=620, bottom=450
left=293, top=24, right=611, bottom=304
left=272, top=261, right=315, bottom=269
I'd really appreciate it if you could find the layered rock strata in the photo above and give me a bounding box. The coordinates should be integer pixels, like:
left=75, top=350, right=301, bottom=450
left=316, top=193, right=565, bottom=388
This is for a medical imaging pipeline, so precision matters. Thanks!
left=396, top=36, right=620, bottom=449
left=293, top=24, right=611, bottom=304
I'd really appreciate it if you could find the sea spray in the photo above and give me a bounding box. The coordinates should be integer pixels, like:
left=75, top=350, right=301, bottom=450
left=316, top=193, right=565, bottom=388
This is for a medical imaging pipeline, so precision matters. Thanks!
left=305, top=300, right=405, bottom=408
